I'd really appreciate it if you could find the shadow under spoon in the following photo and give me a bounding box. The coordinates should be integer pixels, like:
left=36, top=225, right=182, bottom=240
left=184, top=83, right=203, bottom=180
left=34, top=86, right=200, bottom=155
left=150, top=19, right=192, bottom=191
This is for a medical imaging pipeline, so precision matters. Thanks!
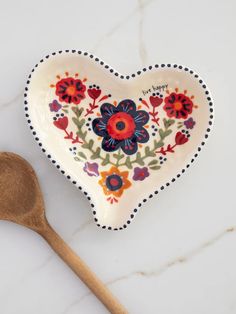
left=0, top=152, right=128, bottom=314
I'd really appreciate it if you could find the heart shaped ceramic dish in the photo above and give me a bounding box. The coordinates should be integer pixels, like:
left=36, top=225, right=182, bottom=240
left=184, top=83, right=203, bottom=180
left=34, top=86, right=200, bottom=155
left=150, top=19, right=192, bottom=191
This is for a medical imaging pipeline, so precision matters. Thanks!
left=24, top=50, right=214, bottom=230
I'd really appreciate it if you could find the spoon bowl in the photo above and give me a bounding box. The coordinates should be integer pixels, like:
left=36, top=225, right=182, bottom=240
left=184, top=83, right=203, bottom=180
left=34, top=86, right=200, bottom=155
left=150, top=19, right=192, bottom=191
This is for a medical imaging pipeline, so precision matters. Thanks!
left=0, top=152, right=45, bottom=229
left=0, top=152, right=127, bottom=314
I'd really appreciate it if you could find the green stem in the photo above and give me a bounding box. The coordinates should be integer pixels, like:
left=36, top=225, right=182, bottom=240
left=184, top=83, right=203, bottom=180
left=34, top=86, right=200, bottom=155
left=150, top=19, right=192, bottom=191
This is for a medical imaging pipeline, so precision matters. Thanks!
left=133, top=131, right=171, bottom=165
left=90, top=146, right=117, bottom=166
left=115, top=148, right=122, bottom=167
left=74, top=109, right=173, bottom=168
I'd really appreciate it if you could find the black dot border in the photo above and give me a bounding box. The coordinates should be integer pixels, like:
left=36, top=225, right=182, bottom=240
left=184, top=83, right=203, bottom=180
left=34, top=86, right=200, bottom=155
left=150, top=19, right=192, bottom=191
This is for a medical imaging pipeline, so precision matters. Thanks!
left=24, top=50, right=214, bottom=231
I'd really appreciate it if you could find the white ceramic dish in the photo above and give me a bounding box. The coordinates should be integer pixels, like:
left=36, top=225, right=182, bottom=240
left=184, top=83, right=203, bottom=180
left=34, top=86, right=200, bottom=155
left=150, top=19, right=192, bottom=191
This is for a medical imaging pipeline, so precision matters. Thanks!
left=24, top=50, right=214, bottom=230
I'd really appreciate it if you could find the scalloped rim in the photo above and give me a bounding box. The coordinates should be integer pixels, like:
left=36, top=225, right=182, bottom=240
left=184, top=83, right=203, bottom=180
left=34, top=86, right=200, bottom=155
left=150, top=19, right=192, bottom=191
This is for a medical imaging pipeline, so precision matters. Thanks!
left=24, top=49, right=214, bottom=231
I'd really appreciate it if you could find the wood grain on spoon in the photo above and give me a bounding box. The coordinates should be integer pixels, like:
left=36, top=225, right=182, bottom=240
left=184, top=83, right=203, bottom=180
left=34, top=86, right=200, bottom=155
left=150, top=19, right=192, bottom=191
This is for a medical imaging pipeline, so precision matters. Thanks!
left=0, top=152, right=128, bottom=314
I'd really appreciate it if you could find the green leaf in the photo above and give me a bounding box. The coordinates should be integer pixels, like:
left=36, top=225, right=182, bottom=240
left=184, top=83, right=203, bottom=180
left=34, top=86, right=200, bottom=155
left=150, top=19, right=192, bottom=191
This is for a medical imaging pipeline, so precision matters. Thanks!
left=159, top=128, right=172, bottom=139
left=148, top=159, right=158, bottom=166
left=163, top=129, right=172, bottom=137
left=159, top=128, right=165, bottom=139
left=77, top=130, right=87, bottom=141
left=135, top=152, right=145, bottom=166
left=150, top=165, right=161, bottom=170
left=77, top=119, right=85, bottom=128
left=72, top=117, right=80, bottom=127
left=101, top=154, right=110, bottom=166
left=82, top=139, right=94, bottom=150
left=81, top=131, right=87, bottom=140
left=113, top=153, right=124, bottom=161
left=154, top=140, right=164, bottom=149
left=145, top=146, right=155, bottom=157
left=125, top=156, right=132, bottom=169
left=72, top=107, right=84, bottom=118
left=88, top=139, right=94, bottom=149
left=78, top=151, right=87, bottom=160
left=62, top=109, right=68, bottom=113
left=81, top=142, right=90, bottom=149
left=91, top=147, right=101, bottom=160
left=136, top=160, right=145, bottom=166
left=163, top=118, right=175, bottom=128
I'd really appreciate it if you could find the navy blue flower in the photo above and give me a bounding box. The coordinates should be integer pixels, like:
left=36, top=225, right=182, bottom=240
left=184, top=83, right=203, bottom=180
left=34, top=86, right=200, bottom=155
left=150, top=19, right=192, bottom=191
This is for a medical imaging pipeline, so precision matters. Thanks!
left=92, top=99, right=149, bottom=155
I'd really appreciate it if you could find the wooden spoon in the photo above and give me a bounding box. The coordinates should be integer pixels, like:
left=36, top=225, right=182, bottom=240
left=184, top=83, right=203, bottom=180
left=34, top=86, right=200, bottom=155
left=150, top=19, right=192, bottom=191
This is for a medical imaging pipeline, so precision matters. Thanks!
left=0, top=152, right=127, bottom=314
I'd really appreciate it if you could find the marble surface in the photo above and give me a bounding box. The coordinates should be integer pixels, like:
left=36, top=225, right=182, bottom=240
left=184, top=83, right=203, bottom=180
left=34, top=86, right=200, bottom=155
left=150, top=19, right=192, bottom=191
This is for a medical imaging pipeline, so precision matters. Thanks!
left=0, top=0, right=235, bottom=313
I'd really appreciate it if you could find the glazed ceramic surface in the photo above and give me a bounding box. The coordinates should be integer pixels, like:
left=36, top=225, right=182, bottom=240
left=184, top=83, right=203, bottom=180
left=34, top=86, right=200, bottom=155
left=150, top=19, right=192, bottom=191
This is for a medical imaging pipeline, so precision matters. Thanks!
left=25, top=51, right=213, bottom=229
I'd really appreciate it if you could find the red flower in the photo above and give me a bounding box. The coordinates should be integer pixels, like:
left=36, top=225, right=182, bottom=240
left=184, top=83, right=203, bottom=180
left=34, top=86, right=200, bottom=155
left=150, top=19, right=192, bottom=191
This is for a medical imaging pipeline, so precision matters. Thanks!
left=88, top=87, right=101, bottom=100
left=55, top=77, right=86, bottom=104
left=106, top=112, right=136, bottom=140
left=164, top=92, right=193, bottom=119
left=53, top=116, right=68, bottom=130
left=149, top=95, right=163, bottom=107
left=175, top=131, right=188, bottom=145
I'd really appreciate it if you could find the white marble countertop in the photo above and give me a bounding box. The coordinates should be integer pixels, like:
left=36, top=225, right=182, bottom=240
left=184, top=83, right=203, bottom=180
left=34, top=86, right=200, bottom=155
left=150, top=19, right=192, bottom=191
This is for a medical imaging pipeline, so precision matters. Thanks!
left=0, top=0, right=235, bottom=313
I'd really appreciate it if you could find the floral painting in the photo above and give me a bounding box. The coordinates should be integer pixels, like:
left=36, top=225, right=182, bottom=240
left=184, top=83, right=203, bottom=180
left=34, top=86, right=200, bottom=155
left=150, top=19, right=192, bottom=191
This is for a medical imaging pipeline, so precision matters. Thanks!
left=49, top=72, right=197, bottom=204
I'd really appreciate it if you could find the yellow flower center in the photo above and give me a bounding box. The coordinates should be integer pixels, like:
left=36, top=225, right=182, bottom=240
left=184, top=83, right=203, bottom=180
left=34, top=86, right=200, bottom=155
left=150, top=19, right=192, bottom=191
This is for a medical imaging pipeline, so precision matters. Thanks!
left=66, top=86, right=76, bottom=96
left=174, top=101, right=182, bottom=110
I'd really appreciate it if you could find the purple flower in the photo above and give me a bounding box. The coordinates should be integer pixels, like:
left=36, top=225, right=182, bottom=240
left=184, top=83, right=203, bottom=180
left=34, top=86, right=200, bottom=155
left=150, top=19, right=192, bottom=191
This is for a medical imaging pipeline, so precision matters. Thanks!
left=133, top=167, right=149, bottom=181
left=184, top=117, right=196, bottom=129
left=49, top=100, right=62, bottom=112
left=83, top=162, right=99, bottom=177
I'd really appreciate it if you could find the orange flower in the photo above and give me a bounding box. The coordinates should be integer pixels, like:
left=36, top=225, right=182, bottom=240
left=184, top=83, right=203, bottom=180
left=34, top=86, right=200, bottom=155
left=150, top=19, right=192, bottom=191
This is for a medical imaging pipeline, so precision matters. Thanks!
left=99, top=166, right=131, bottom=197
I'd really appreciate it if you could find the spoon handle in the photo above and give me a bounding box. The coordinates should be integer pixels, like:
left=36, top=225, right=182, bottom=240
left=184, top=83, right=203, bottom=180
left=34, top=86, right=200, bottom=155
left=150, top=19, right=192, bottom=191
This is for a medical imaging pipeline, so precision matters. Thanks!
left=39, top=221, right=128, bottom=314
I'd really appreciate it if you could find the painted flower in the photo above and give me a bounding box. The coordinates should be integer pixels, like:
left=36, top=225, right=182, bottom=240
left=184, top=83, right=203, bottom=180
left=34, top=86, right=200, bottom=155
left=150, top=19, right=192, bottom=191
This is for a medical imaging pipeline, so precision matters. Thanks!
left=175, top=131, right=188, bottom=145
left=133, top=167, right=150, bottom=181
left=92, top=99, right=149, bottom=155
left=53, top=116, right=68, bottom=130
left=49, top=100, right=62, bottom=112
left=184, top=117, right=196, bottom=129
left=149, top=95, right=163, bottom=107
left=99, top=166, right=131, bottom=197
left=83, top=162, right=99, bottom=177
left=88, top=86, right=101, bottom=100
left=55, top=77, right=86, bottom=104
left=164, top=93, right=193, bottom=119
